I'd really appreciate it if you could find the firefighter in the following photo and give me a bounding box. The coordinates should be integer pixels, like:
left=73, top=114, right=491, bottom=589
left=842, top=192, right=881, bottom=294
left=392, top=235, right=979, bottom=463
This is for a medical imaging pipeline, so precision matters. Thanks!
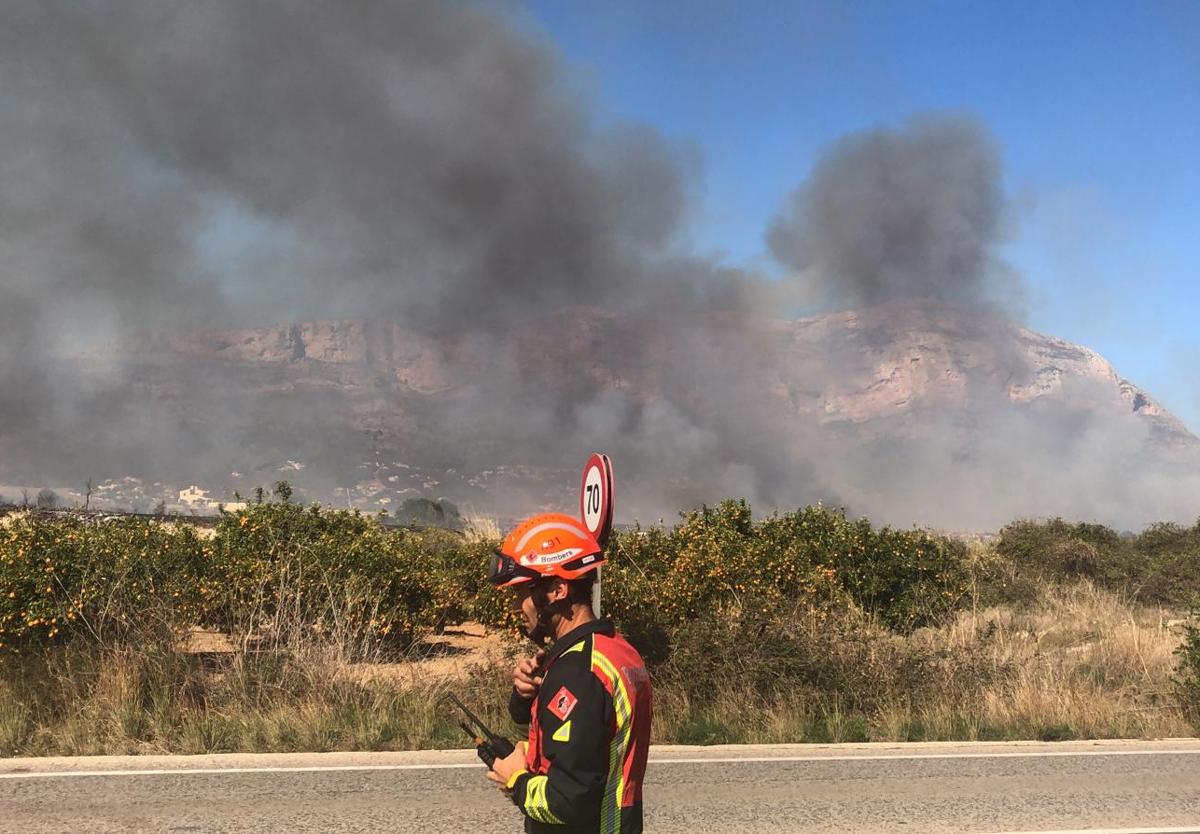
left=485, top=513, right=652, bottom=834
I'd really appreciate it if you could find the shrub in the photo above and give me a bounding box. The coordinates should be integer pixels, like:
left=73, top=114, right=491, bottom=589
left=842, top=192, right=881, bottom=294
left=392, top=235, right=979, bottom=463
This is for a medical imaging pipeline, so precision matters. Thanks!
left=0, top=501, right=498, bottom=657
left=394, top=498, right=463, bottom=530
left=994, top=518, right=1200, bottom=608
left=206, top=503, right=472, bottom=654
left=996, top=519, right=1121, bottom=575
left=602, top=501, right=967, bottom=659
left=657, top=602, right=995, bottom=715
left=1129, top=523, right=1200, bottom=607
left=1175, top=611, right=1200, bottom=730
left=825, top=521, right=969, bottom=631
left=0, top=516, right=208, bottom=650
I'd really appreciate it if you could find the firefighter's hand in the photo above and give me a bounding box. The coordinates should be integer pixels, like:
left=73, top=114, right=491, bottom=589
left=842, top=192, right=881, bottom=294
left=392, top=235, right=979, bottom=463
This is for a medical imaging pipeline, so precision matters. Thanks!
left=512, top=650, right=545, bottom=698
left=487, top=741, right=527, bottom=791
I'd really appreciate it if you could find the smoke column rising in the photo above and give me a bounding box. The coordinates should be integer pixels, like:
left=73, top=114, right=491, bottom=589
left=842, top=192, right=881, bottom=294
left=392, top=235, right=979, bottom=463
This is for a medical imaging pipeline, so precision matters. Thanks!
left=0, top=0, right=706, bottom=338
left=768, top=117, right=1024, bottom=314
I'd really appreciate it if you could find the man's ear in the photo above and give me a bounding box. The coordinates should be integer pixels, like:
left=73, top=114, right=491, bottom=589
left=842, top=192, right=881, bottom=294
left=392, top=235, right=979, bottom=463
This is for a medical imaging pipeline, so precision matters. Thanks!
left=547, top=577, right=570, bottom=603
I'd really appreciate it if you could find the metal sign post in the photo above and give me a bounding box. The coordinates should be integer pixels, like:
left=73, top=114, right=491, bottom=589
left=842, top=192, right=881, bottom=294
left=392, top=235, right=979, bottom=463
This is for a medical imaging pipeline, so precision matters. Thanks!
left=579, top=453, right=614, bottom=618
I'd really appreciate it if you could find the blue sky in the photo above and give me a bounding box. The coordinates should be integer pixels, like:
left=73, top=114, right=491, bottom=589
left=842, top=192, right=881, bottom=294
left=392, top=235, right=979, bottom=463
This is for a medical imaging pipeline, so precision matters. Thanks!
left=522, top=0, right=1200, bottom=431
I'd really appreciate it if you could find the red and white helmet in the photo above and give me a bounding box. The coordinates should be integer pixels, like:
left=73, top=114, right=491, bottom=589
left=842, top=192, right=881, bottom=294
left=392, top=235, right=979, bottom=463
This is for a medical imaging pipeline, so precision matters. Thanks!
left=488, top=512, right=605, bottom=587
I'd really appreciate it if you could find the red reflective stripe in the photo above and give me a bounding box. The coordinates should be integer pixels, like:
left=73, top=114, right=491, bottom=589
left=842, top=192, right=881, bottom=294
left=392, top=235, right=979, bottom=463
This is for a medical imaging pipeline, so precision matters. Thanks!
left=526, top=699, right=546, bottom=774
left=592, top=634, right=652, bottom=809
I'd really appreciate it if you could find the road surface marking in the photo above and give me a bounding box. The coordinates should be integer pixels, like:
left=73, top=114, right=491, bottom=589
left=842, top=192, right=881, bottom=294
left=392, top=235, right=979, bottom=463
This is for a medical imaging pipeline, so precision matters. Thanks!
left=979, top=828, right=1200, bottom=834
left=650, top=749, right=1200, bottom=765
left=0, top=764, right=483, bottom=779
left=3, top=748, right=1200, bottom=779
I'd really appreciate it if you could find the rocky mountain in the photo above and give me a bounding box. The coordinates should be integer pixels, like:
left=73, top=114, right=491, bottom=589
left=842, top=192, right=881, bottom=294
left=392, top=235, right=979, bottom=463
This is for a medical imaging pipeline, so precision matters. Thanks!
left=9, top=300, right=1197, bottom=529
left=111, top=299, right=1197, bottom=444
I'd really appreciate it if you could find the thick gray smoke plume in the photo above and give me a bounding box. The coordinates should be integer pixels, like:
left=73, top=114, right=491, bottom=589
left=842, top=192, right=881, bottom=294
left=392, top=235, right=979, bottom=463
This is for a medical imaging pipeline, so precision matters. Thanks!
left=0, top=0, right=699, bottom=339
left=0, top=0, right=773, bottom=506
left=768, top=118, right=1011, bottom=310
left=0, top=0, right=715, bottom=484
left=1, top=2, right=1196, bottom=531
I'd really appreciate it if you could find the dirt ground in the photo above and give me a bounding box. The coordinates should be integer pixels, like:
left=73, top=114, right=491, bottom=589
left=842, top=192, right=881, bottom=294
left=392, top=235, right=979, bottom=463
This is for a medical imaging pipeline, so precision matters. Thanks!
left=180, top=622, right=516, bottom=686
left=348, top=623, right=515, bottom=686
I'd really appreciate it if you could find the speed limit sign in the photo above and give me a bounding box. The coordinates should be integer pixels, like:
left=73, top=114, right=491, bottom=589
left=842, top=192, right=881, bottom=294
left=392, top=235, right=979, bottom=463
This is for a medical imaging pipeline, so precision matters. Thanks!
left=579, top=452, right=614, bottom=546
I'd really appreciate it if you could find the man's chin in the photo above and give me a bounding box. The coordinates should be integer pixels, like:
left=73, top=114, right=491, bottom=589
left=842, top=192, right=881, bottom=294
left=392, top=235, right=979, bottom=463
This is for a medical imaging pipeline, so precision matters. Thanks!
left=521, top=621, right=550, bottom=645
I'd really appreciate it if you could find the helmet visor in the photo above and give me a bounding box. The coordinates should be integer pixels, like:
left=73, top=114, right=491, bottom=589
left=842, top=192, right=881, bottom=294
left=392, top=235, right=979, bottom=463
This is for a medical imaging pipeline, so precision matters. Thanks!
left=488, top=549, right=534, bottom=586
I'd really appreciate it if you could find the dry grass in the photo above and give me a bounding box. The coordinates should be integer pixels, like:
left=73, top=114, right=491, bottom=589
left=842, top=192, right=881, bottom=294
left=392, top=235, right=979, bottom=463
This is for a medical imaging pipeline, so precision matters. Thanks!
left=1, top=578, right=1193, bottom=757
left=927, top=581, right=1189, bottom=739
left=931, top=586, right=1181, bottom=739
left=0, top=549, right=524, bottom=758
left=462, top=512, right=502, bottom=543
left=0, top=637, right=518, bottom=757
left=651, top=580, right=1192, bottom=745
left=843, top=581, right=1184, bottom=741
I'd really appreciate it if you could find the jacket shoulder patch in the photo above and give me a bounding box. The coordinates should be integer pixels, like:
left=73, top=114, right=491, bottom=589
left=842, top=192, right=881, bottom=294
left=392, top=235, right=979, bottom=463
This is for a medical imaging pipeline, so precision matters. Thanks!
left=547, top=685, right=578, bottom=721
left=551, top=720, right=571, bottom=742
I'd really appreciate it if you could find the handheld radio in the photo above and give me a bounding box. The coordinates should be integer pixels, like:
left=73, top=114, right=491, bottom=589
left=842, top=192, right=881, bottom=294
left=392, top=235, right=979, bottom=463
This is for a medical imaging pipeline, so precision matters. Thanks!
left=446, top=693, right=515, bottom=768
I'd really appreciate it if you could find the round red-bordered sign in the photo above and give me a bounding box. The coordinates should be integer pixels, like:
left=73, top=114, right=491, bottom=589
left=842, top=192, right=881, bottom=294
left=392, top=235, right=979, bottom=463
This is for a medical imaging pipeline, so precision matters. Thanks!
left=579, top=452, right=614, bottom=546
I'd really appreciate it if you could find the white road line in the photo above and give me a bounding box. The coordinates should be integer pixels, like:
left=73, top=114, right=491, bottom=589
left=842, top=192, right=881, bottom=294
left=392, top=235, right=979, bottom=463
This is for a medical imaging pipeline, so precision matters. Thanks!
left=977, top=828, right=1200, bottom=834
left=2, top=747, right=1199, bottom=779
left=650, top=749, right=1200, bottom=765
left=0, top=763, right=482, bottom=779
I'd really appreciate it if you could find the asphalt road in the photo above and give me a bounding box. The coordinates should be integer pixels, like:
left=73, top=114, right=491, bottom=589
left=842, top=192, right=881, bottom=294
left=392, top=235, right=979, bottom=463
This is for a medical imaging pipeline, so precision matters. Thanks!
left=2, top=740, right=1200, bottom=833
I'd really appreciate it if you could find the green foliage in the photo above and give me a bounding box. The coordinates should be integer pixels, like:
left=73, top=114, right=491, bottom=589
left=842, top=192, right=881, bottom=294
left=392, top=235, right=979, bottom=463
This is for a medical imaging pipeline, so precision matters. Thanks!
left=0, top=516, right=209, bottom=649
left=996, top=518, right=1118, bottom=573
left=207, top=503, right=475, bottom=649
left=208, top=503, right=388, bottom=643
left=1, top=497, right=970, bottom=659
left=5, top=499, right=1197, bottom=674
left=0, top=502, right=496, bottom=655
left=1175, top=610, right=1200, bottom=730
left=824, top=520, right=970, bottom=631
left=604, top=501, right=967, bottom=663
left=659, top=603, right=993, bottom=713
left=5, top=500, right=1200, bottom=754
left=994, top=517, right=1200, bottom=607
left=394, top=498, right=462, bottom=530
left=457, top=538, right=521, bottom=633
left=1128, top=522, right=1200, bottom=607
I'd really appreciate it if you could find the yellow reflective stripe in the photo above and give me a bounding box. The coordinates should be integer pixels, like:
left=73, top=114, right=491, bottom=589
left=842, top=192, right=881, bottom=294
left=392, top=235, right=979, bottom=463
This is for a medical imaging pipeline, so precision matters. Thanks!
left=523, top=774, right=565, bottom=825
left=592, top=649, right=632, bottom=834
left=506, top=768, right=527, bottom=790
left=562, top=640, right=586, bottom=655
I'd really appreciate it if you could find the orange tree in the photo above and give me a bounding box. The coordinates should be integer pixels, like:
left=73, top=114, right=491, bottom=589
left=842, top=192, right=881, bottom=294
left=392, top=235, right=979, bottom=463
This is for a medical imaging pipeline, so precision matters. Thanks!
left=0, top=515, right=208, bottom=651
left=2, top=498, right=970, bottom=659
left=205, top=501, right=495, bottom=649
left=600, top=501, right=969, bottom=663
left=208, top=502, right=399, bottom=648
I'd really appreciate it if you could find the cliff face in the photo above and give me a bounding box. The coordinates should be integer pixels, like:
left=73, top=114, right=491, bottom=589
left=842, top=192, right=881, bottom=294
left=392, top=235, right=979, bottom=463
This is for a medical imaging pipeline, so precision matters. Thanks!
left=110, top=299, right=1197, bottom=453
left=46, top=299, right=1195, bottom=528
left=118, top=319, right=459, bottom=394
left=117, top=302, right=1187, bottom=430
left=771, top=301, right=1193, bottom=445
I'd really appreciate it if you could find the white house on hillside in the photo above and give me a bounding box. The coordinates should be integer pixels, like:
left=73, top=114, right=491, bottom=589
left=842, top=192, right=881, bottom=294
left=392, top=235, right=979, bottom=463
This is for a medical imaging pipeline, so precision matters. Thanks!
left=178, top=486, right=211, bottom=507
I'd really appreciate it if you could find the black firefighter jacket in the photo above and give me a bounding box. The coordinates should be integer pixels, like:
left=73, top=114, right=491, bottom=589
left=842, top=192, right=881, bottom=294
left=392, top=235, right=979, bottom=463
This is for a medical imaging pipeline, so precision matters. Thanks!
left=505, top=618, right=652, bottom=834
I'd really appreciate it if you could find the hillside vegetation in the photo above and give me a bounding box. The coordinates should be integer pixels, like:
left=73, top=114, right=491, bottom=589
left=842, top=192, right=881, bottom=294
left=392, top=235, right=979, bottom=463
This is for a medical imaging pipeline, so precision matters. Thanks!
left=1, top=491, right=1198, bottom=755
